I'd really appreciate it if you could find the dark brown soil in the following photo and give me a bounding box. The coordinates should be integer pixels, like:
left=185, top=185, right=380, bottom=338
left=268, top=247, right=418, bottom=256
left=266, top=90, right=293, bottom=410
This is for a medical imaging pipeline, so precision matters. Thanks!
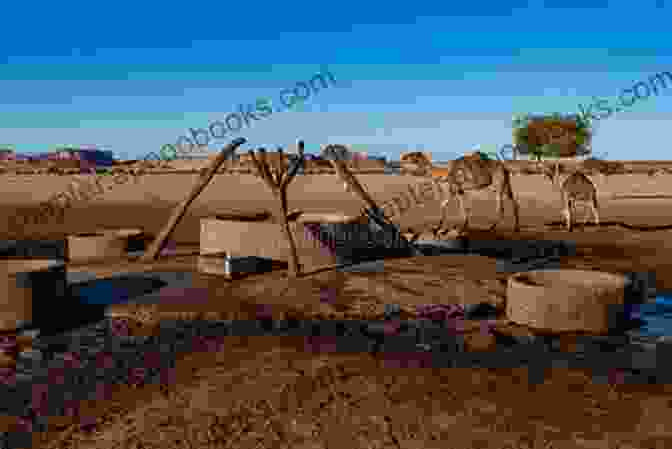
left=32, top=222, right=672, bottom=449
left=3, top=173, right=672, bottom=448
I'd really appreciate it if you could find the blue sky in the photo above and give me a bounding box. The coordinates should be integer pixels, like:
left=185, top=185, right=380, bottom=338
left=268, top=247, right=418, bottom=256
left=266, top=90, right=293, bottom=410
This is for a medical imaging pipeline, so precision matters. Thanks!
left=0, top=0, right=671, bottom=161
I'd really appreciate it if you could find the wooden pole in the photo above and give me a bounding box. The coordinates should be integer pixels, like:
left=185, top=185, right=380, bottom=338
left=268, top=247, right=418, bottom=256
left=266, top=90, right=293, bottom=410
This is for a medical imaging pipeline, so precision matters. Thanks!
left=323, top=144, right=423, bottom=257
left=140, top=138, right=246, bottom=262
left=247, top=141, right=306, bottom=277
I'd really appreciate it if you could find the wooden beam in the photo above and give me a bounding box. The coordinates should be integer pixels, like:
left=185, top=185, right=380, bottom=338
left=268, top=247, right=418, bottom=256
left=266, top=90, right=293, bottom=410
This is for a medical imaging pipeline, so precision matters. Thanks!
left=323, top=144, right=423, bottom=257
left=140, top=138, right=246, bottom=262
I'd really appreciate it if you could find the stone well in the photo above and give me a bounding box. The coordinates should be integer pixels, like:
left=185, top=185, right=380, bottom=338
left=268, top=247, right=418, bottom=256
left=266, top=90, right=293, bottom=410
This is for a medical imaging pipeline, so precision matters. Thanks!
left=506, top=269, right=629, bottom=334
left=67, top=228, right=144, bottom=262
left=199, top=212, right=370, bottom=269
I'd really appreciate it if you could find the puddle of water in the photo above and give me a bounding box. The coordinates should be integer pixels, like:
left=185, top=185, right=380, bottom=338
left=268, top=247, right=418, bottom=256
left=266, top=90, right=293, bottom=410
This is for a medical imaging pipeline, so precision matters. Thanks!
left=71, top=277, right=165, bottom=306
left=628, top=295, right=672, bottom=338
left=654, top=295, right=672, bottom=307
left=69, top=272, right=193, bottom=306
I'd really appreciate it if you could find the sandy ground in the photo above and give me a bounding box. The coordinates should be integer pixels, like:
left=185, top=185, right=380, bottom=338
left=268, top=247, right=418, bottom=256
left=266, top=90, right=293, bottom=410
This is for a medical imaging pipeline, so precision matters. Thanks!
left=3, top=171, right=672, bottom=287
left=3, top=171, right=672, bottom=448
left=3, top=172, right=672, bottom=239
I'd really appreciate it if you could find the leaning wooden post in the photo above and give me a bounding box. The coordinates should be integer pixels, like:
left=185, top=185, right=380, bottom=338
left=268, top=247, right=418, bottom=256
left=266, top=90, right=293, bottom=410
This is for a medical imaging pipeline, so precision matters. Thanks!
left=140, top=138, right=247, bottom=262
left=323, top=144, right=423, bottom=257
left=248, top=141, right=306, bottom=277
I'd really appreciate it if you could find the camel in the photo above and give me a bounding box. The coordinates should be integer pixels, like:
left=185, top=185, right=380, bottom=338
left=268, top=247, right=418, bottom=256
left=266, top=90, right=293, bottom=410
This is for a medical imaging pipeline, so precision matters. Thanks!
left=541, top=161, right=599, bottom=232
left=400, top=151, right=433, bottom=176
left=403, top=151, right=521, bottom=237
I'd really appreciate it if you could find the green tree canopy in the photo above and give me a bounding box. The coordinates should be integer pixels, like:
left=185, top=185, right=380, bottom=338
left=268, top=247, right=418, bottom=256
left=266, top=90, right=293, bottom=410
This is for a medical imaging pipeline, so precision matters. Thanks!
left=512, top=113, right=592, bottom=159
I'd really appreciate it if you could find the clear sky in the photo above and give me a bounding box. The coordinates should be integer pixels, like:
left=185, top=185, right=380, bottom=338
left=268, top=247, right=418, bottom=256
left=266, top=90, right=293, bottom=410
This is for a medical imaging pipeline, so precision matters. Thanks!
left=0, top=0, right=670, bottom=161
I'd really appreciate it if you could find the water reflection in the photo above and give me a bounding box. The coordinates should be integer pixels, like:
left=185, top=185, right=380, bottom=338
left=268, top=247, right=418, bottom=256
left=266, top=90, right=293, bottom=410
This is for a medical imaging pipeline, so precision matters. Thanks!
left=70, top=275, right=167, bottom=305
left=629, top=295, right=672, bottom=338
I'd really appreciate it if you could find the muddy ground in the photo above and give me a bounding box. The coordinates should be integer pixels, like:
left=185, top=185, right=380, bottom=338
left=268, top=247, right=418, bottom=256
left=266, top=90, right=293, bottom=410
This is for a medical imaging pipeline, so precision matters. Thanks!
left=2, top=172, right=672, bottom=448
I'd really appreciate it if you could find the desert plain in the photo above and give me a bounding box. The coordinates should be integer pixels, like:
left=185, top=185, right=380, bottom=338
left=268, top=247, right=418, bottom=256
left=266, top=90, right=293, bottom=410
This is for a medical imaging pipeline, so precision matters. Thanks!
left=2, top=165, right=672, bottom=448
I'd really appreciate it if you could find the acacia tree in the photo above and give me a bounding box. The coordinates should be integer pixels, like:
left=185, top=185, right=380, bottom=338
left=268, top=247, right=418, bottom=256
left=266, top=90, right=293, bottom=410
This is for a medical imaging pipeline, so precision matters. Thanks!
left=248, top=141, right=306, bottom=277
left=512, top=113, right=593, bottom=160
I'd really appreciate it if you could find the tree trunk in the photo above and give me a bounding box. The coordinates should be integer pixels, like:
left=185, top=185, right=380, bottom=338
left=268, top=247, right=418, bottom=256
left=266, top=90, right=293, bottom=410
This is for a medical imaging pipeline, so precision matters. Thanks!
left=276, top=191, right=301, bottom=277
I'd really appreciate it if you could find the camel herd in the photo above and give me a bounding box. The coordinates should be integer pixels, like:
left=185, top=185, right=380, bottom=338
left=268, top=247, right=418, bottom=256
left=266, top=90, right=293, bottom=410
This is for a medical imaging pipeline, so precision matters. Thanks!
left=329, top=146, right=619, bottom=235
left=394, top=150, right=616, bottom=235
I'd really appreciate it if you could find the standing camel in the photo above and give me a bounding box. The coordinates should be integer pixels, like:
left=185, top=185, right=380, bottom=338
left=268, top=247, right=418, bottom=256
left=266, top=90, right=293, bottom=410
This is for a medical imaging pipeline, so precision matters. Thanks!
left=541, top=161, right=600, bottom=232
left=403, top=152, right=521, bottom=237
